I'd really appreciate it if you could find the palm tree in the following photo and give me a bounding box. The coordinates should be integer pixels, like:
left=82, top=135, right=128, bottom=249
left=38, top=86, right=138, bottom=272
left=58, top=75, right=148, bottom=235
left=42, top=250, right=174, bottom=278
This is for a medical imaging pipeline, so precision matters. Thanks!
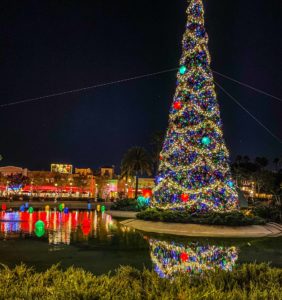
left=121, top=147, right=153, bottom=199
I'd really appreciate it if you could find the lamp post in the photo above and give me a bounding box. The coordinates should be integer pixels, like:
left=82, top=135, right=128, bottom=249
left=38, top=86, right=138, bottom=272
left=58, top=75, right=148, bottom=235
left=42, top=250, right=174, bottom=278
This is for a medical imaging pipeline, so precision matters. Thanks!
left=95, top=184, right=98, bottom=202
left=70, top=182, right=73, bottom=198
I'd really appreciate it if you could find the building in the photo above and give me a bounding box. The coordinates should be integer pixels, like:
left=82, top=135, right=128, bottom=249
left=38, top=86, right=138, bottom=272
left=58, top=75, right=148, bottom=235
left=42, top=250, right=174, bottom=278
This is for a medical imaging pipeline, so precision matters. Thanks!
left=0, top=166, right=28, bottom=177
left=240, top=180, right=273, bottom=200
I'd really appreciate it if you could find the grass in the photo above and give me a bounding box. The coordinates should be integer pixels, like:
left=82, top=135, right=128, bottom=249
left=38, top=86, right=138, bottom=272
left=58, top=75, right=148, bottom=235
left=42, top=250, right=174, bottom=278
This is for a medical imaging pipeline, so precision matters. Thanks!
left=137, top=209, right=266, bottom=226
left=0, top=263, right=281, bottom=299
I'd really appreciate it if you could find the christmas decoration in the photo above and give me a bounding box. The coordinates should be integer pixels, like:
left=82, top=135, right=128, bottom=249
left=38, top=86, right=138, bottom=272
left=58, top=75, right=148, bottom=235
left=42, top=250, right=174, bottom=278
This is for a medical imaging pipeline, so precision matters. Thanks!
left=35, top=220, right=45, bottom=231
left=150, top=239, right=238, bottom=278
left=179, top=66, right=187, bottom=75
left=152, top=0, right=238, bottom=212
left=28, top=207, right=34, bottom=214
left=58, top=203, right=64, bottom=212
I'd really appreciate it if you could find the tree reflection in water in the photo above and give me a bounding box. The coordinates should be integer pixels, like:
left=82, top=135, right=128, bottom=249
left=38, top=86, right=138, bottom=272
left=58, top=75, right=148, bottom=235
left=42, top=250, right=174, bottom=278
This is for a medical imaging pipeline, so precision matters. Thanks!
left=149, top=239, right=238, bottom=278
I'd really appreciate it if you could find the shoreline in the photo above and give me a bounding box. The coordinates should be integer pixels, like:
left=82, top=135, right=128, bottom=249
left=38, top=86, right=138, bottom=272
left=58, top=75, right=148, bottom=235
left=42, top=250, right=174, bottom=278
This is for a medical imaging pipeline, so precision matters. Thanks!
left=104, top=210, right=282, bottom=238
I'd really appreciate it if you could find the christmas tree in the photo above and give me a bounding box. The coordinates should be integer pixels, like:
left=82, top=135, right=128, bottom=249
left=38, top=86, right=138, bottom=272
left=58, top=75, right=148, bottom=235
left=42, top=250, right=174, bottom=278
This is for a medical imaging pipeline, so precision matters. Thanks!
left=152, top=0, right=239, bottom=212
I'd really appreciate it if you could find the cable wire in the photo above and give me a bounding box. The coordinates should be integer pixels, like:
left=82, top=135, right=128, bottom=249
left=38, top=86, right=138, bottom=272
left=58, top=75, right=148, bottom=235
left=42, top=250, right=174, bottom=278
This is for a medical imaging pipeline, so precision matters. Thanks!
left=215, top=81, right=282, bottom=145
left=213, top=70, right=282, bottom=103
left=0, top=67, right=178, bottom=108
left=1, top=67, right=281, bottom=108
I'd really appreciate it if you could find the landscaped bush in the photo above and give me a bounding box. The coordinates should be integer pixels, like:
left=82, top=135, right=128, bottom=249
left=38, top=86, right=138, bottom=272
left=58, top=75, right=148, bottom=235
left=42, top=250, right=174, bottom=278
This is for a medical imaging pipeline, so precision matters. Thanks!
left=0, top=263, right=281, bottom=299
left=111, top=198, right=140, bottom=212
left=253, top=205, right=282, bottom=224
left=137, top=209, right=266, bottom=226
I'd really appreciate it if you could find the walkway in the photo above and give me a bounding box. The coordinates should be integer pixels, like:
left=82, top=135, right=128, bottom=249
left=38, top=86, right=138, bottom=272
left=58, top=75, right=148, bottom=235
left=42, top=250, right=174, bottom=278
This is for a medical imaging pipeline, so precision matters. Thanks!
left=119, top=219, right=282, bottom=238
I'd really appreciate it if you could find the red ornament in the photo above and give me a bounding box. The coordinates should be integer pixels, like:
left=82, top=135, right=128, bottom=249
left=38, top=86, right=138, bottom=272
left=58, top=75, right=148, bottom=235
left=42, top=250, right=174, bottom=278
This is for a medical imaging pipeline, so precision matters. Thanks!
left=159, top=155, right=163, bottom=161
left=173, top=101, right=182, bottom=110
left=180, top=252, right=189, bottom=262
left=1, top=204, right=7, bottom=211
left=181, top=194, right=189, bottom=202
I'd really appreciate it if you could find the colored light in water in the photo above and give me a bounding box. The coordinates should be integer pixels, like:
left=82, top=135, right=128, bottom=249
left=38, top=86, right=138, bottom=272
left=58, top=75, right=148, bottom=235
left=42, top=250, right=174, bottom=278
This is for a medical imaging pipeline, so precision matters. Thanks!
left=59, top=203, right=64, bottom=212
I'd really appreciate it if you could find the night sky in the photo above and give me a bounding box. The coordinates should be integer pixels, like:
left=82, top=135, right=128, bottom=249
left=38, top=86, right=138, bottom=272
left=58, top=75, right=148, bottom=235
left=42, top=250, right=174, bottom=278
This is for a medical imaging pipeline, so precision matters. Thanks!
left=0, top=0, right=281, bottom=171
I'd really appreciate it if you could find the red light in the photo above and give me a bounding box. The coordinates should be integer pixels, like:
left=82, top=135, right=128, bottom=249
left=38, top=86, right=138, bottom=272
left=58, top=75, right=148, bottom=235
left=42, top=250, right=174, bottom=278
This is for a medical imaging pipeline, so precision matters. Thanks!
left=180, top=252, right=189, bottom=262
left=173, top=101, right=182, bottom=110
left=181, top=194, right=189, bottom=202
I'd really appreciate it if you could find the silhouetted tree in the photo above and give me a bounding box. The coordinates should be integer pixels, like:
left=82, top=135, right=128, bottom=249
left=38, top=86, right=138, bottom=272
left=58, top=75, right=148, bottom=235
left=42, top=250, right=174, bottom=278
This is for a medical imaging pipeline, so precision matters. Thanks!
left=121, top=147, right=153, bottom=199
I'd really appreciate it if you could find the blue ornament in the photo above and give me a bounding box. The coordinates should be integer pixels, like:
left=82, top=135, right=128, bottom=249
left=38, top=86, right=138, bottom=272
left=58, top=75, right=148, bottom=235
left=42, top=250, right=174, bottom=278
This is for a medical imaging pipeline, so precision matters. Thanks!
left=228, top=181, right=234, bottom=188
left=25, top=202, right=29, bottom=208
left=20, top=205, right=25, bottom=212
left=201, top=137, right=211, bottom=146
left=179, top=66, right=187, bottom=75
left=64, top=207, right=69, bottom=214
left=87, top=203, right=92, bottom=210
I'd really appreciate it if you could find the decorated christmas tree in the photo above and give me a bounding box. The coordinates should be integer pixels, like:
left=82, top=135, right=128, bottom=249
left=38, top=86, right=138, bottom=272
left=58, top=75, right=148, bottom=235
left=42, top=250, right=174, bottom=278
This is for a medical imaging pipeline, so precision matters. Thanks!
left=152, top=0, right=238, bottom=212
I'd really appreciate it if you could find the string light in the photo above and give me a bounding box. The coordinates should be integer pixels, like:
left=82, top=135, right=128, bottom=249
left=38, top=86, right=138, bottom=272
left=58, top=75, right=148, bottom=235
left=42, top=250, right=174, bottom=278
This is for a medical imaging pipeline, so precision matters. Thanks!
left=152, top=0, right=239, bottom=212
left=150, top=239, right=238, bottom=279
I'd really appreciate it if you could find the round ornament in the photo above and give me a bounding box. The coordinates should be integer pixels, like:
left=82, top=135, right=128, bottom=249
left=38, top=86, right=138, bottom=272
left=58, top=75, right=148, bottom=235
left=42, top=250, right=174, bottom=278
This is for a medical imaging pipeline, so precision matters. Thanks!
left=173, top=101, right=182, bottom=110
left=179, top=66, right=187, bottom=75
left=35, top=220, right=45, bottom=231
left=201, top=136, right=211, bottom=146
left=228, top=181, right=234, bottom=188
left=28, top=207, right=34, bottom=214
left=180, top=252, right=189, bottom=262
left=58, top=203, right=64, bottom=212
left=181, top=194, right=189, bottom=202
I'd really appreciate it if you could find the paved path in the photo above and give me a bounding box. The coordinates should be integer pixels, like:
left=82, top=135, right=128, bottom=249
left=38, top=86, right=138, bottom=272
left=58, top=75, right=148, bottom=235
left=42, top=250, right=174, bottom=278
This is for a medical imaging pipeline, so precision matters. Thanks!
left=107, top=211, right=137, bottom=219
left=119, top=219, right=282, bottom=238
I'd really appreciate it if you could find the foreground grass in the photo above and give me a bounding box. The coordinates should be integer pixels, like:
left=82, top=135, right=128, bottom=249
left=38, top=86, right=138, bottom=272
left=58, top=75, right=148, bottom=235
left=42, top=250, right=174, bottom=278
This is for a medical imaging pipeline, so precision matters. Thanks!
left=0, top=264, right=281, bottom=299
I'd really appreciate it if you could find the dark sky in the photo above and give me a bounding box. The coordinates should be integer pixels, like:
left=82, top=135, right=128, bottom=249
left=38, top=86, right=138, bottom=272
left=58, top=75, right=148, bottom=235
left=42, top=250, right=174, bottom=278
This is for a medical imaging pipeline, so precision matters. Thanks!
left=0, top=0, right=281, bottom=171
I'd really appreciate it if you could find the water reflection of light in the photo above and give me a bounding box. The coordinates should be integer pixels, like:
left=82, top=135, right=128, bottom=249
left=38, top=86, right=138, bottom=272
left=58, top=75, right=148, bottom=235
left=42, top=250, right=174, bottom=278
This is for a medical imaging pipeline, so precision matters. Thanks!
left=0, top=211, right=121, bottom=245
left=149, top=239, right=238, bottom=278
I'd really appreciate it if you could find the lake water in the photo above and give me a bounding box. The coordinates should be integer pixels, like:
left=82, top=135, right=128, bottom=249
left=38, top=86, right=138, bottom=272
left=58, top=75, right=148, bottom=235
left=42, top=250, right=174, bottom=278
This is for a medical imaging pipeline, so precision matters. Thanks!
left=0, top=211, right=281, bottom=277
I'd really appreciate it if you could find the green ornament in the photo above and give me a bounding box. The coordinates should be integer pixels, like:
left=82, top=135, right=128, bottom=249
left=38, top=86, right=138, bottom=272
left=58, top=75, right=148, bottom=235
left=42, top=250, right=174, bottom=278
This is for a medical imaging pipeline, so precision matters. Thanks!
left=201, top=136, right=211, bottom=146
left=28, top=207, right=34, bottom=214
left=35, top=220, right=45, bottom=231
left=58, top=203, right=64, bottom=212
left=179, top=66, right=187, bottom=75
left=101, top=205, right=106, bottom=213
left=35, top=228, right=45, bottom=238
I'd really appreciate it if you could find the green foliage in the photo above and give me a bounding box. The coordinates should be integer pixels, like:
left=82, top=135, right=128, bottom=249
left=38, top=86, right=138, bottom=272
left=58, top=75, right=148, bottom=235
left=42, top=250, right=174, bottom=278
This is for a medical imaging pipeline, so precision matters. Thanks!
left=0, top=264, right=281, bottom=299
left=254, top=205, right=282, bottom=224
left=137, top=209, right=266, bottom=226
left=111, top=199, right=140, bottom=212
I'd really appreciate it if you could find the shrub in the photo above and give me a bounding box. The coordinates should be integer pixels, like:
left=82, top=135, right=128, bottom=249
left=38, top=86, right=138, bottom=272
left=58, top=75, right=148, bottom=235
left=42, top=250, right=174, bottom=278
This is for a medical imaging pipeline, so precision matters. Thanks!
left=111, top=199, right=140, bottom=212
left=0, top=264, right=281, bottom=299
left=253, top=205, right=282, bottom=224
left=137, top=209, right=266, bottom=226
